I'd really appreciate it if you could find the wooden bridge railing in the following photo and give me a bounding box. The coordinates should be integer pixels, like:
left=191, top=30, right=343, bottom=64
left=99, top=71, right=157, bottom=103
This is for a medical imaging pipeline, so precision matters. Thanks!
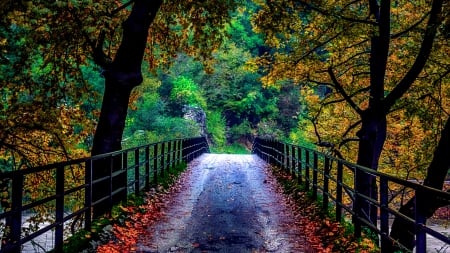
left=252, top=137, right=450, bottom=253
left=0, top=136, right=209, bottom=253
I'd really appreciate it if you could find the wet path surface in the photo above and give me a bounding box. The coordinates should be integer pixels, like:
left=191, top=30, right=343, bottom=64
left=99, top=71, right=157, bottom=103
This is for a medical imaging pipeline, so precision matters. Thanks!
left=138, top=154, right=305, bottom=253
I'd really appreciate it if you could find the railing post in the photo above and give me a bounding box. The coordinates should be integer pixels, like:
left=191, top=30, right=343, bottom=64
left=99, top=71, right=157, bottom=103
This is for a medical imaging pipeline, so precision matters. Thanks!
left=353, top=167, right=362, bottom=238
left=145, top=146, right=150, bottom=191
left=416, top=189, right=427, bottom=253
left=268, top=139, right=274, bottom=164
left=179, top=139, right=183, bottom=164
left=153, top=144, right=158, bottom=185
left=108, top=156, right=114, bottom=212
left=312, top=152, right=318, bottom=200
left=161, top=142, right=166, bottom=178
left=9, top=171, right=23, bottom=253
left=275, top=140, right=280, bottom=166
left=297, top=147, right=302, bottom=185
left=122, top=152, right=128, bottom=201
left=271, top=139, right=276, bottom=165
left=174, top=140, right=180, bottom=166
left=181, top=139, right=188, bottom=162
left=134, top=149, right=140, bottom=195
left=55, top=165, right=64, bottom=252
left=336, top=161, right=343, bottom=222
left=305, top=149, right=310, bottom=191
left=379, top=177, right=389, bottom=252
left=166, top=141, right=172, bottom=173
left=179, top=139, right=184, bottom=163
left=286, top=144, right=291, bottom=174
left=85, top=160, right=92, bottom=231
left=323, top=157, right=330, bottom=211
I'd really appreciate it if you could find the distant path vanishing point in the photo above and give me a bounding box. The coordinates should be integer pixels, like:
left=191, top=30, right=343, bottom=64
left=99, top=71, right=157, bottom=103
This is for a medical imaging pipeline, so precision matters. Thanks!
left=138, top=153, right=307, bottom=253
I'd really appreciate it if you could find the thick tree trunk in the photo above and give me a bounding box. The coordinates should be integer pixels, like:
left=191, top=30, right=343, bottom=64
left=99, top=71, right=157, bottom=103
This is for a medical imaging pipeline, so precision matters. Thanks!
left=353, top=0, right=390, bottom=232
left=91, top=0, right=162, bottom=218
left=355, top=110, right=387, bottom=230
left=388, top=116, right=450, bottom=252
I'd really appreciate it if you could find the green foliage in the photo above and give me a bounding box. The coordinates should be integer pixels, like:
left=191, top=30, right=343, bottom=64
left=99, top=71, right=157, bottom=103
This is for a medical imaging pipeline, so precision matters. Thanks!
left=206, top=110, right=227, bottom=148
left=229, top=120, right=252, bottom=142
left=123, top=117, right=201, bottom=149
left=218, top=143, right=250, bottom=154
left=225, top=4, right=264, bottom=56
left=256, top=119, right=285, bottom=139
left=169, top=76, right=206, bottom=109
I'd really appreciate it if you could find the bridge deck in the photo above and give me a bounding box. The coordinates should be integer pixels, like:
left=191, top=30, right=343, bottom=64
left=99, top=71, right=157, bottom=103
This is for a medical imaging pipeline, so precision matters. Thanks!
left=137, top=153, right=307, bottom=252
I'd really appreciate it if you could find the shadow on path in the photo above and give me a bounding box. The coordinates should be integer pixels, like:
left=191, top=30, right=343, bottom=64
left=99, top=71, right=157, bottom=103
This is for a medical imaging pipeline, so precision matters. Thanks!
left=138, top=154, right=306, bottom=253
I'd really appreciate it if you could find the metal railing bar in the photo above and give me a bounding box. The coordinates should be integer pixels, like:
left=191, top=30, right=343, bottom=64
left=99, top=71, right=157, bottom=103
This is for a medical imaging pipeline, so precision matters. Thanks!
left=62, top=184, right=87, bottom=196
left=0, top=137, right=210, bottom=252
left=422, top=226, right=450, bottom=244
left=91, top=196, right=110, bottom=207
left=21, top=196, right=58, bottom=213
left=252, top=137, right=450, bottom=252
left=63, top=207, right=89, bottom=222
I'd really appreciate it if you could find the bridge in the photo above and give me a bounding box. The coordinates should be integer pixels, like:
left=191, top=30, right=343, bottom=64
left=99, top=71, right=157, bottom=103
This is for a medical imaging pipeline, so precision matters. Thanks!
left=1, top=137, right=449, bottom=252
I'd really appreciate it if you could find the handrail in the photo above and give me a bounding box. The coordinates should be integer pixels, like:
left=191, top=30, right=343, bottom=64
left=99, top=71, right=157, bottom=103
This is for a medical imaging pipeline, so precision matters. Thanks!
left=0, top=136, right=209, bottom=253
left=252, top=137, right=450, bottom=253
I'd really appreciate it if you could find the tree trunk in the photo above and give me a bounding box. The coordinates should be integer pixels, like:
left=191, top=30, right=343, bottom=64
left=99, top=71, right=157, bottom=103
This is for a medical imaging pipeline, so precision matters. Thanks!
left=90, top=0, right=162, bottom=218
left=355, top=110, right=387, bottom=232
left=388, top=116, right=450, bottom=252
left=352, top=0, right=390, bottom=233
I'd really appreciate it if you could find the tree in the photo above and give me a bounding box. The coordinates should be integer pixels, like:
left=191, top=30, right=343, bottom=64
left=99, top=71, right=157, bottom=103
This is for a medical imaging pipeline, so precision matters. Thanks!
left=252, top=0, right=448, bottom=249
left=389, top=115, right=450, bottom=251
left=89, top=0, right=239, bottom=216
left=1, top=0, right=239, bottom=218
left=90, top=0, right=238, bottom=156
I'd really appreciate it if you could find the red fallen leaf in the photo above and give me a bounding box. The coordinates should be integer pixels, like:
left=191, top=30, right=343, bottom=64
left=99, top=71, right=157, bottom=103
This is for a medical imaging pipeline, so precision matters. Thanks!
left=192, top=242, right=200, bottom=248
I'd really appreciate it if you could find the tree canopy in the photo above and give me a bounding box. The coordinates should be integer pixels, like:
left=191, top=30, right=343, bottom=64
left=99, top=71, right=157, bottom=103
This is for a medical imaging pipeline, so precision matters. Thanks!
left=1, top=0, right=450, bottom=250
left=251, top=0, right=449, bottom=249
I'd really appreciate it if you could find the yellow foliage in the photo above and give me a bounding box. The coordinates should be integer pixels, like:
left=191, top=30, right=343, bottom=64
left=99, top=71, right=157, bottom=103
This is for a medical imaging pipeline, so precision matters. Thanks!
left=253, top=0, right=450, bottom=181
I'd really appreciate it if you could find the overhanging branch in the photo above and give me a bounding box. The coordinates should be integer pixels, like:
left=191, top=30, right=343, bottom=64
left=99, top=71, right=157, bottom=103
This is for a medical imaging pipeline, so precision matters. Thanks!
left=293, top=0, right=377, bottom=25
left=391, top=11, right=431, bottom=39
left=328, top=67, right=363, bottom=115
left=384, top=0, right=444, bottom=112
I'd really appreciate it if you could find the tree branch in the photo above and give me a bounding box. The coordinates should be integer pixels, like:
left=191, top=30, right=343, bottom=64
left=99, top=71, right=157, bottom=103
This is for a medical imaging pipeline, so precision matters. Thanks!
left=294, top=30, right=344, bottom=65
left=339, top=138, right=360, bottom=148
left=328, top=67, right=363, bottom=115
left=391, top=11, right=431, bottom=39
left=109, top=0, right=135, bottom=17
left=322, top=86, right=370, bottom=107
left=342, top=119, right=362, bottom=138
left=293, top=0, right=377, bottom=25
left=334, top=50, right=370, bottom=69
left=383, top=0, right=444, bottom=112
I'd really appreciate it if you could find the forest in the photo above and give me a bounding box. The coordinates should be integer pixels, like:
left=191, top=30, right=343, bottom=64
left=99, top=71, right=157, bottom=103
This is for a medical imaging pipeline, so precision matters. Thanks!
left=0, top=0, right=449, bottom=251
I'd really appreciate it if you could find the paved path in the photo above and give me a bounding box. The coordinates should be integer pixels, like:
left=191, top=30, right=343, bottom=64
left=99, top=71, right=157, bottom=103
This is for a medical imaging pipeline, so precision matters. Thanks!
left=138, top=154, right=306, bottom=253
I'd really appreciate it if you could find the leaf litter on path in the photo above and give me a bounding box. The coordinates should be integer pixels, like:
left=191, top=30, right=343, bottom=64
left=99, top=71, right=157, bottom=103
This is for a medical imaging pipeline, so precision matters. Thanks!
left=98, top=154, right=324, bottom=253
